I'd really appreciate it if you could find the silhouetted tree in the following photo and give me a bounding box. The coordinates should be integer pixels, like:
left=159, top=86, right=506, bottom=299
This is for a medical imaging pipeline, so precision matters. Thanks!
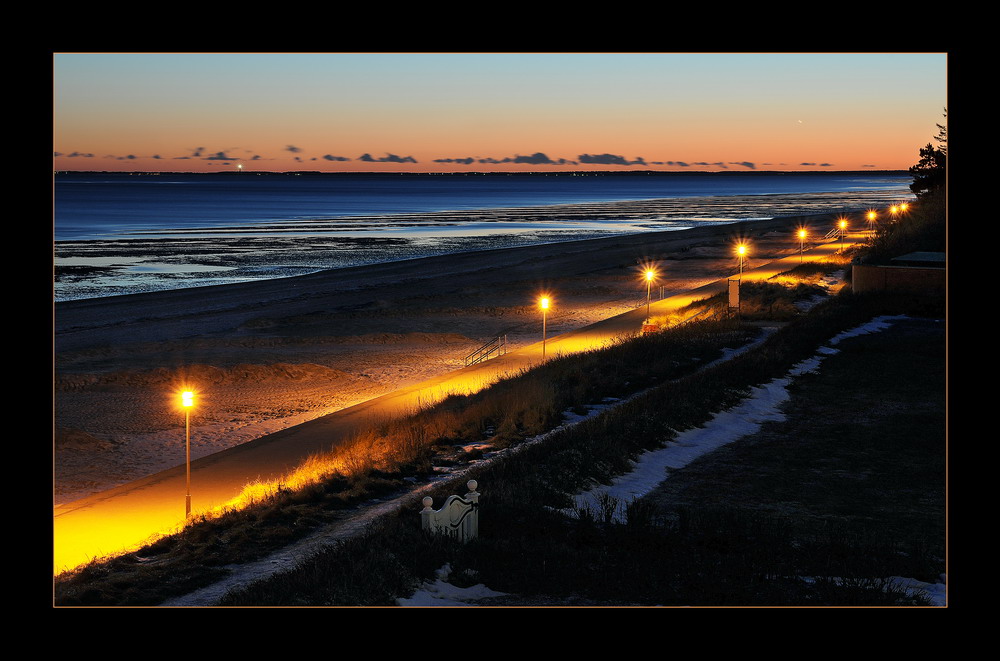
left=909, top=109, right=947, bottom=199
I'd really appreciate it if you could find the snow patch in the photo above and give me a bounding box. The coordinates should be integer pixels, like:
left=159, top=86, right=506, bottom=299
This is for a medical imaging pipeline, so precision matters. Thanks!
left=566, top=315, right=912, bottom=520
left=397, top=564, right=508, bottom=606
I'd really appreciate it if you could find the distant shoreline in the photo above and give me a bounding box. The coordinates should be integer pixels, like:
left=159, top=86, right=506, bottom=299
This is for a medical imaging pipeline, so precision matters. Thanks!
left=54, top=169, right=910, bottom=178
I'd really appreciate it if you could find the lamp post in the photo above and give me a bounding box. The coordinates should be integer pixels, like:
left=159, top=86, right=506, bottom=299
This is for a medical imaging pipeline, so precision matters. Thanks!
left=838, top=218, right=848, bottom=253
left=797, top=229, right=807, bottom=262
left=182, top=390, right=194, bottom=517
left=644, top=269, right=655, bottom=322
left=540, top=296, right=550, bottom=360
left=866, top=210, right=877, bottom=237
left=736, top=243, right=747, bottom=279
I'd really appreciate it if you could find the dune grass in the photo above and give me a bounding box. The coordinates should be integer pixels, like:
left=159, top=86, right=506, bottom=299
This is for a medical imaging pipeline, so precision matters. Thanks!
left=217, top=288, right=944, bottom=606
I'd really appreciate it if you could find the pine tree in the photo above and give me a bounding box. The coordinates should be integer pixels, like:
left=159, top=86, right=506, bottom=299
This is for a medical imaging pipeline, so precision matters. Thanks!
left=909, top=109, right=947, bottom=199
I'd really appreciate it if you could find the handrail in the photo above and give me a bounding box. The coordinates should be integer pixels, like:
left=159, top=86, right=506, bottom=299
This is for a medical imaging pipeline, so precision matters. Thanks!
left=464, top=334, right=507, bottom=366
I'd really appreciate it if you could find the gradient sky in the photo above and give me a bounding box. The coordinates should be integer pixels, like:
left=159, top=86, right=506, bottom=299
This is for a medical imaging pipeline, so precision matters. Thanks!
left=53, top=52, right=948, bottom=173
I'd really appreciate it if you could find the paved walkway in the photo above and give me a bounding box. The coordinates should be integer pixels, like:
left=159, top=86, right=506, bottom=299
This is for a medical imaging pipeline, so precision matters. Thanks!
left=53, top=235, right=857, bottom=574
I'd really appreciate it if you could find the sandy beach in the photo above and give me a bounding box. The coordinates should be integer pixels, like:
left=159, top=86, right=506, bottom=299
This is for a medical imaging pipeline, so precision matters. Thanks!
left=54, top=211, right=847, bottom=506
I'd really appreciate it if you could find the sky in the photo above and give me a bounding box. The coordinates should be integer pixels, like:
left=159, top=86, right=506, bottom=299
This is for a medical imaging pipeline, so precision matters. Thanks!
left=53, top=52, right=948, bottom=173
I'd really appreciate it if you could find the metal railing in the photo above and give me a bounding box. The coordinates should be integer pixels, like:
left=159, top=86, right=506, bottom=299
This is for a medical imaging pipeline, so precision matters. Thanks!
left=464, top=335, right=507, bottom=366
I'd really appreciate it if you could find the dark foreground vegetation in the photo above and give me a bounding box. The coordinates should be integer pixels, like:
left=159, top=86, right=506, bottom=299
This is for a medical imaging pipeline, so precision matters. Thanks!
left=54, top=235, right=946, bottom=606
left=213, top=289, right=943, bottom=607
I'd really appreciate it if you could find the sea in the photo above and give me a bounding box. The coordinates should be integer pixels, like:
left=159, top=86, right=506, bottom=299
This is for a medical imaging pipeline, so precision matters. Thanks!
left=54, top=171, right=913, bottom=302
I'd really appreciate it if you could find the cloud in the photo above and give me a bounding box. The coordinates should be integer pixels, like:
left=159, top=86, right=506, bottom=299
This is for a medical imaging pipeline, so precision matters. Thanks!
left=358, top=153, right=418, bottom=163
left=321, top=154, right=351, bottom=161
left=729, top=161, right=756, bottom=169
left=472, top=152, right=577, bottom=165
left=434, top=157, right=476, bottom=165
left=512, top=152, right=562, bottom=165
left=60, top=151, right=95, bottom=158
left=285, top=145, right=303, bottom=153
left=205, top=151, right=238, bottom=161
left=578, top=153, right=647, bottom=166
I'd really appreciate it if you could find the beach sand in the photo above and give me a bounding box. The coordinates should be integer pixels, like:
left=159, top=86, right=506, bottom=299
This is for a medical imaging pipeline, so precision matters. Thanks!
left=54, top=212, right=846, bottom=505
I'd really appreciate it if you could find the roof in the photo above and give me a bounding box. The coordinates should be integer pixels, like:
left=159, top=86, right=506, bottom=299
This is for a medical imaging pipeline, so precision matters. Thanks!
left=890, top=252, right=946, bottom=268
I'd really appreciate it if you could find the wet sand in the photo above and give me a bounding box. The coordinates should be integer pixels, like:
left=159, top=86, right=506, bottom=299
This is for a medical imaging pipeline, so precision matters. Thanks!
left=54, top=210, right=852, bottom=505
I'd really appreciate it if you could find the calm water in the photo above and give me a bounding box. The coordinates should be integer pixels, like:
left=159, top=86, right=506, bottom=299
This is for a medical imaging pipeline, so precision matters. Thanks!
left=54, top=171, right=912, bottom=301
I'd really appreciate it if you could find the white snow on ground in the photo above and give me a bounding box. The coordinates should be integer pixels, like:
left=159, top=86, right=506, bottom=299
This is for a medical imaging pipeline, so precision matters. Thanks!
left=396, top=565, right=508, bottom=606
left=889, top=575, right=948, bottom=607
left=567, top=315, right=914, bottom=518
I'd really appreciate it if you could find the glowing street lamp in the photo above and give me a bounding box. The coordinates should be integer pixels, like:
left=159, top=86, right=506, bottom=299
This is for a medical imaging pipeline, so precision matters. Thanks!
left=797, top=228, right=807, bottom=263
left=866, top=210, right=877, bottom=236
left=643, top=268, right=656, bottom=322
left=838, top=218, right=848, bottom=252
left=181, top=390, right=195, bottom=517
left=539, top=296, right=550, bottom=359
left=736, top=243, right=748, bottom=278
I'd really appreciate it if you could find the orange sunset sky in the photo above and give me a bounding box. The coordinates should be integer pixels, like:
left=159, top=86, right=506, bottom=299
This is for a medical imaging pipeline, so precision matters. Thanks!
left=54, top=52, right=948, bottom=173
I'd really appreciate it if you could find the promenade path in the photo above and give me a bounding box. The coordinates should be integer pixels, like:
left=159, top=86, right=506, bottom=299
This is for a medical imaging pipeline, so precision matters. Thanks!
left=53, top=233, right=859, bottom=574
